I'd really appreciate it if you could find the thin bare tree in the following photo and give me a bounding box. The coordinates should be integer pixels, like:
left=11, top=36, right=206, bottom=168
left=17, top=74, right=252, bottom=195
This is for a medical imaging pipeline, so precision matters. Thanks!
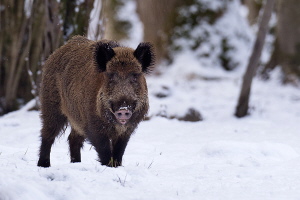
left=235, top=0, right=275, bottom=118
left=0, top=0, right=95, bottom=115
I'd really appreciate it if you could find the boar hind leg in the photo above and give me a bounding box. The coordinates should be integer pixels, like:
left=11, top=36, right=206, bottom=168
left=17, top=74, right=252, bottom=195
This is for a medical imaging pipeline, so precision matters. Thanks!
left=68, top=129, right=85, bottom=163
left=112, top=135, right=131, bottom=167
left=38, top=113, right=67, bottom=168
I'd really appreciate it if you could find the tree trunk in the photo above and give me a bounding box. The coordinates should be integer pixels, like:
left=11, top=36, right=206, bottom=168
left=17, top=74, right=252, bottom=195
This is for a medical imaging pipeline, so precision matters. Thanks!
left=61, top=0, right=94, bottom=40
left=0, top=0, right=94, bottom=115
left=235, top=0, right=275, bottom=118
left=243, top=0, right=263, bottom=25
left=276, top=0, right=300, bottom=82
left=88, top=0, right=106, bottom=40
left=1, top=0, right=30, bottom=113
left=136, top=0, right=184, bottom=63
left=263, top=0, right=300, bottom=83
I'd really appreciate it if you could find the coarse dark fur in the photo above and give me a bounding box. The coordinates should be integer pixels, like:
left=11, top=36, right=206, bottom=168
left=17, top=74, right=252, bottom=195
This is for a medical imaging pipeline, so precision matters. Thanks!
left=37, top=35, right=155, bottom=168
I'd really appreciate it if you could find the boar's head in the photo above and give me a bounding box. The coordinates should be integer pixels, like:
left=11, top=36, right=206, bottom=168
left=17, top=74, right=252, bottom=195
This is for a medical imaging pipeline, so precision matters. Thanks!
left=94, top=41, right=155, bottom=127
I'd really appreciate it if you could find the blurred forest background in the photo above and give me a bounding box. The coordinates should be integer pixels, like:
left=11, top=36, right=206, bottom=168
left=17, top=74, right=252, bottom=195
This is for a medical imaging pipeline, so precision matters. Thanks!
left=0, top=0, right=300, bottom=115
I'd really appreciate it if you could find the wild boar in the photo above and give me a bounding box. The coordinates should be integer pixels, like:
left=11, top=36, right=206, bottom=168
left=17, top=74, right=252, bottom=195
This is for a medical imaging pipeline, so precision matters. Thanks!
left=37, top=35, right=154, bottom=168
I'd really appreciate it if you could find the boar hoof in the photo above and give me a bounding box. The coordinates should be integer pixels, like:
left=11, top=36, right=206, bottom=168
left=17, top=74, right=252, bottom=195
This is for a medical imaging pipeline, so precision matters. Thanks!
left=37, top=159, right=51, bottom=168
left=106, top=157, right=122, bottom=168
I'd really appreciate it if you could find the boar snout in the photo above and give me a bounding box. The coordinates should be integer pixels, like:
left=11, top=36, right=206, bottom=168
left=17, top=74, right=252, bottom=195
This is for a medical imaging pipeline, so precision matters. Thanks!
left=110, top=99, right=136, bottom=125
left=114, top=109, right=132, bottom=125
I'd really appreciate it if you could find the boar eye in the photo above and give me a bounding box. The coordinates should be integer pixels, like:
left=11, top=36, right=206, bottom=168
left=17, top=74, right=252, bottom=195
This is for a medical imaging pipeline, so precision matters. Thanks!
left=130, top=73, right=140, bottom=83
left=107, top=73, right=117, bottom=82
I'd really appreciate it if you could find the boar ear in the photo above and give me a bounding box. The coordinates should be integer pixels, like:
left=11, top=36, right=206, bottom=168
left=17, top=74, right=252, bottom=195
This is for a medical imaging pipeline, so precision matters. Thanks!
left=134, top=42, right=155, bottom=73
left=94, top=41, right=119, bottom=72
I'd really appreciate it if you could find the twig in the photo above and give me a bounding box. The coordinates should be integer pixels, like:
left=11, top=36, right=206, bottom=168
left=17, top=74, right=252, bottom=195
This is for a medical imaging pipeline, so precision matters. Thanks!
left=116, top=174, right=127, bottom=187
left=24, top=148, right=28, bottom=155
left=147, top=160, right=154, bottom=169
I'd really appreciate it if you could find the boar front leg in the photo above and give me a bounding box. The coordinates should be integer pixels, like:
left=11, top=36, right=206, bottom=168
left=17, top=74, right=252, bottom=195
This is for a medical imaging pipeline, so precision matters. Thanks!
left=68, top=129, right=85, bottom=163
left=112, top=135, right=131, bottom=167
left=89, top=134, right=112, bottom=166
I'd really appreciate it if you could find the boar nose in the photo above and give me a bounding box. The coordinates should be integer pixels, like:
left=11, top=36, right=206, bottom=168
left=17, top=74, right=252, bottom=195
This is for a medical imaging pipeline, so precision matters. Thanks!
left=115, top=110, right=132, bottom=119
left=114, top=109, right=132, bottom=125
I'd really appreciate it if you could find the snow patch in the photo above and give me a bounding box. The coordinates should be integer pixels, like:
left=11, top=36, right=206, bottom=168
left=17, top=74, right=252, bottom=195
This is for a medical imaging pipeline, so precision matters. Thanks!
left=202, top=141, right=299, bottom=163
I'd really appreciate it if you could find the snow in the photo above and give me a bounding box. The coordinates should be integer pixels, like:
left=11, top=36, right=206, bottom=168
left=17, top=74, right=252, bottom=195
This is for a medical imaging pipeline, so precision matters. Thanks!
left=1, top=64, right=300, bottom=200
left=173, top=0, right=253, bottom=71
left=1, top=0, right=300, bottom=199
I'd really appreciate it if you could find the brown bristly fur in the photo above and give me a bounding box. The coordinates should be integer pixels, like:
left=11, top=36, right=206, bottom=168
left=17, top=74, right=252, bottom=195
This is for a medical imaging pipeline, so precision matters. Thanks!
left=37, top=35, right=155, bottom=168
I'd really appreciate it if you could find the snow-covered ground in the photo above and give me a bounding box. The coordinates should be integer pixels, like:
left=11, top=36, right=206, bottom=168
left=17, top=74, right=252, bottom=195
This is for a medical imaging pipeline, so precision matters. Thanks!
left=1, top=65, right=300, bottom=199
left=1, top=0, right=300, bottom=199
